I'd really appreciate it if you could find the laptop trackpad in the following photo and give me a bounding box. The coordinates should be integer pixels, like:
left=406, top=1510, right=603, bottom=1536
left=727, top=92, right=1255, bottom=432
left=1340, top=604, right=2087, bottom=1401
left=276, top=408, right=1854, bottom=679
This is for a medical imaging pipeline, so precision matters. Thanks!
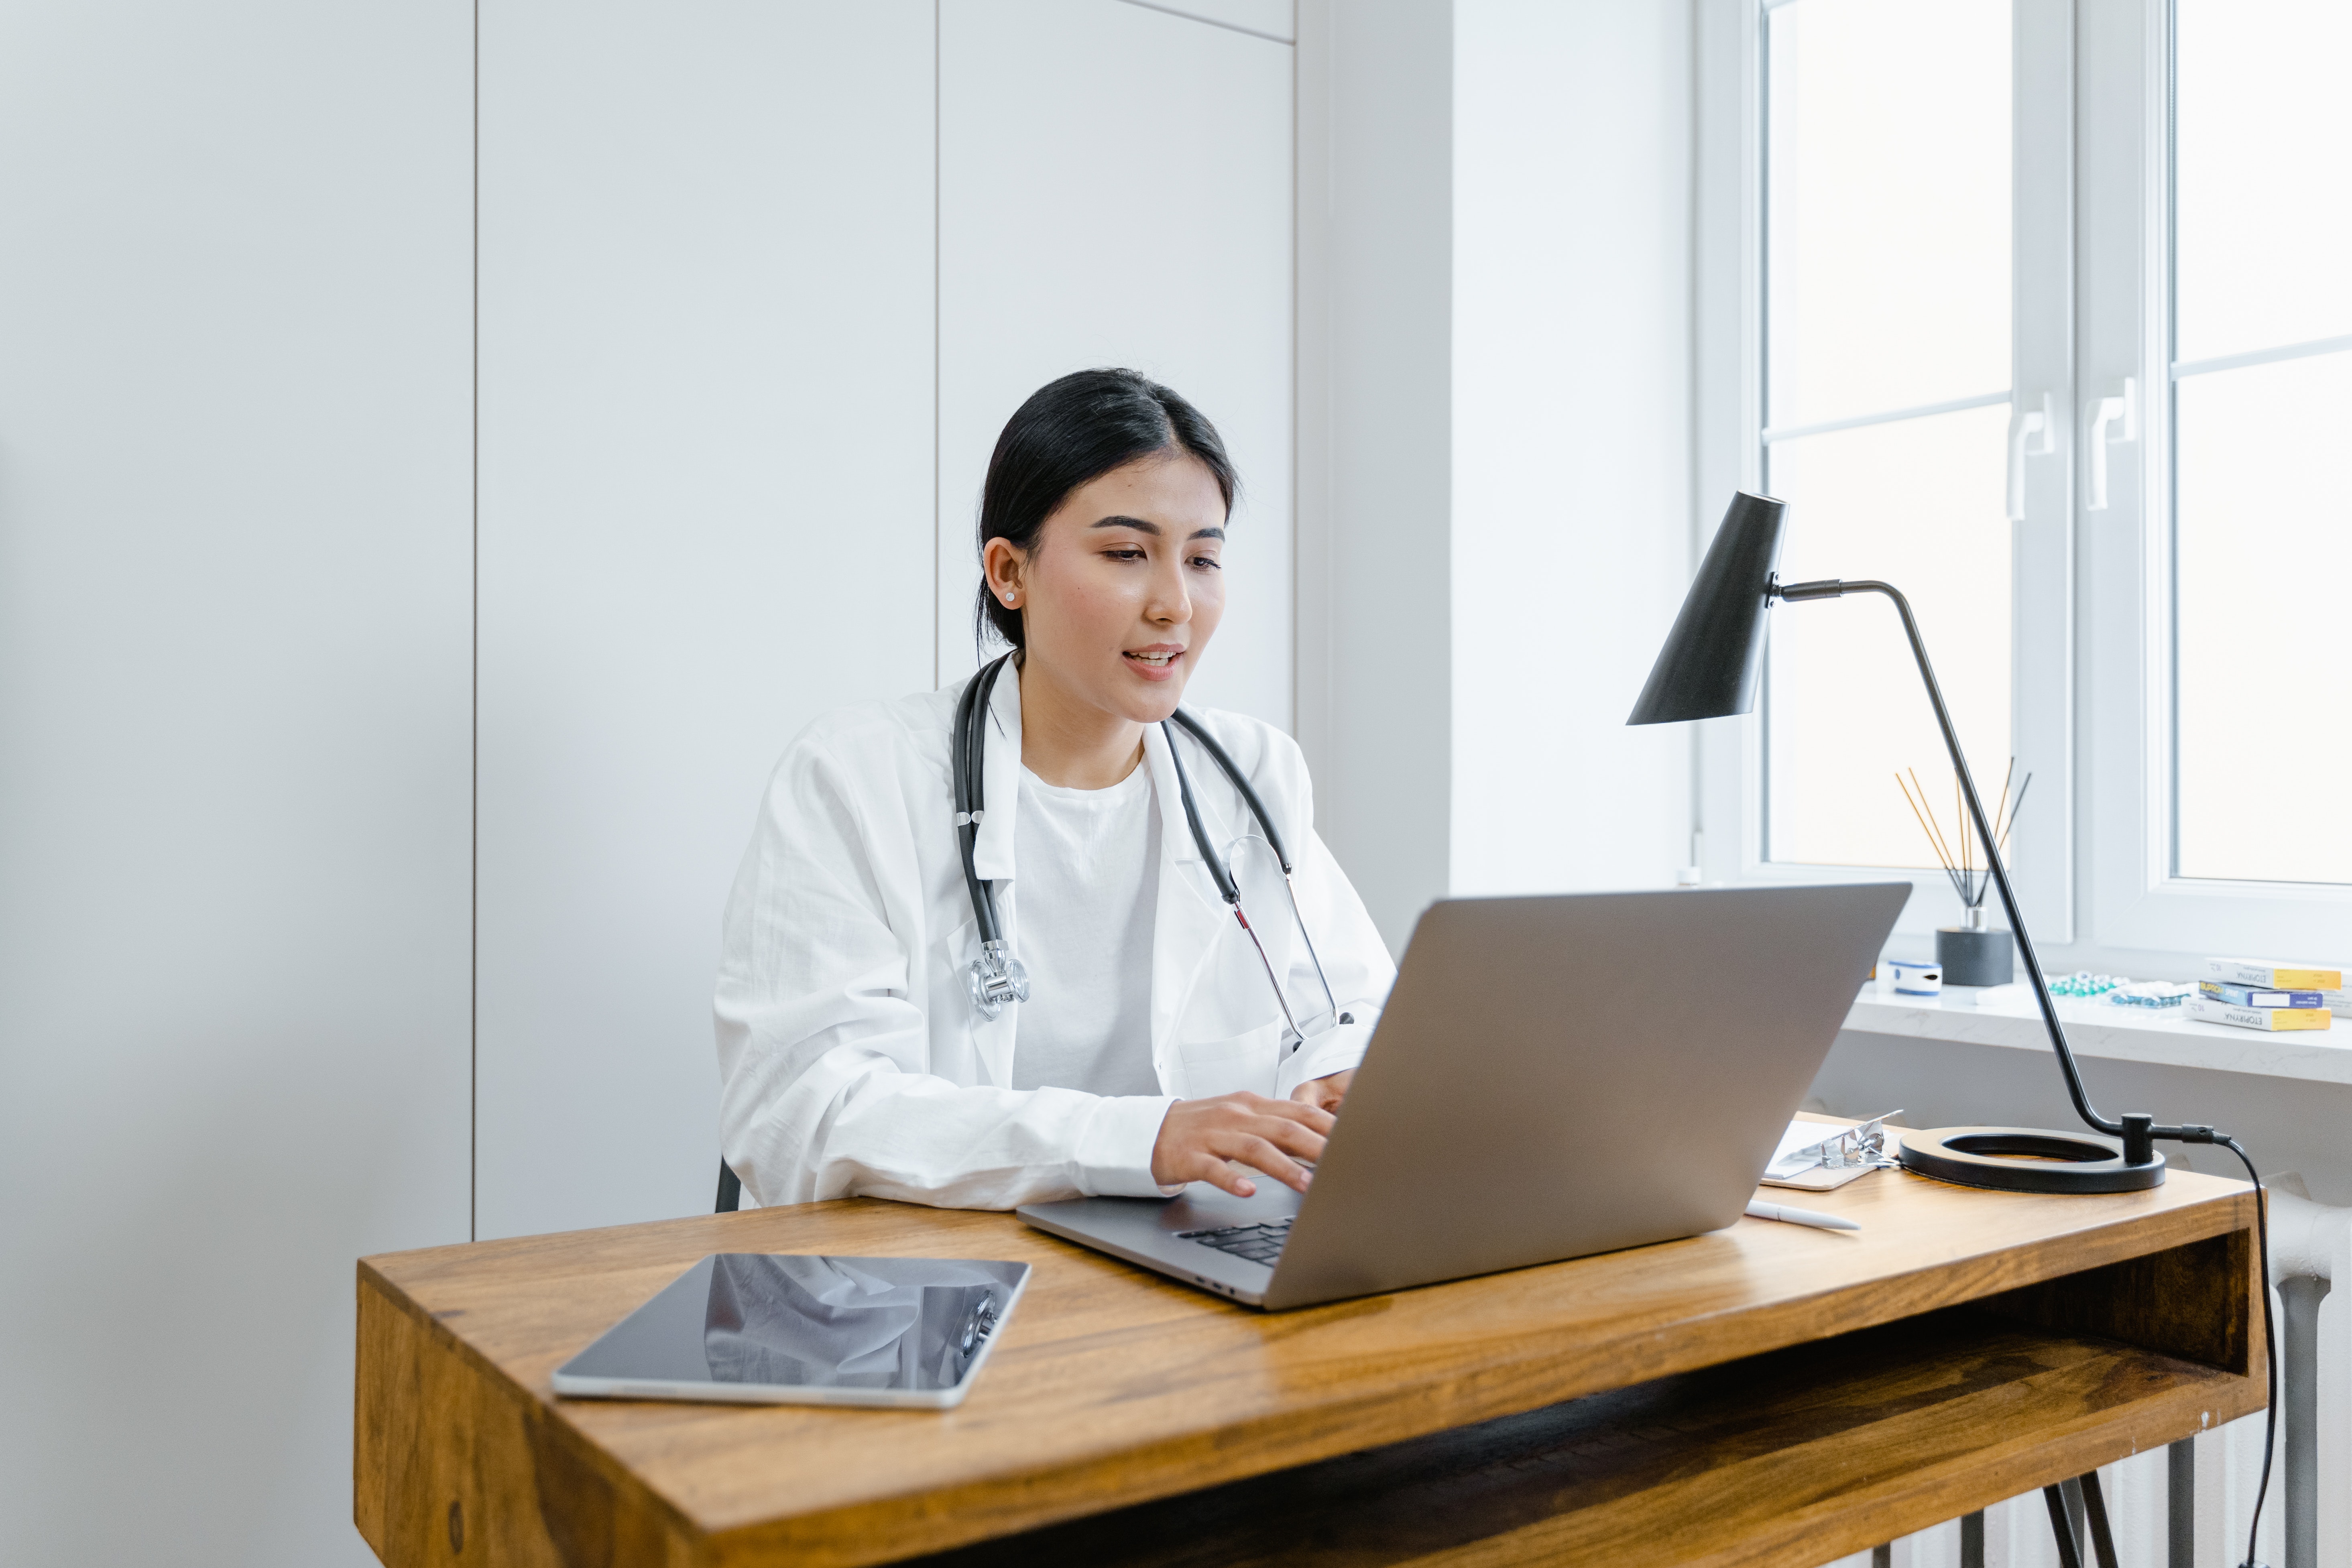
left=1153, top=1170, right=1304, bottom=1234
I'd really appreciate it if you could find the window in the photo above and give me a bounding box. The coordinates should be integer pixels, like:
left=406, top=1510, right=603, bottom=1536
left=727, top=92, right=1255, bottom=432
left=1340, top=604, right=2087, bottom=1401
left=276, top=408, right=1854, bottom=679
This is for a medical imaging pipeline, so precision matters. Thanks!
left=1698, top=0, right=2352, bottom=962
left=2169, top=0, right=2352, bottom=885
left=1760, top=0, right=2012, bottom=870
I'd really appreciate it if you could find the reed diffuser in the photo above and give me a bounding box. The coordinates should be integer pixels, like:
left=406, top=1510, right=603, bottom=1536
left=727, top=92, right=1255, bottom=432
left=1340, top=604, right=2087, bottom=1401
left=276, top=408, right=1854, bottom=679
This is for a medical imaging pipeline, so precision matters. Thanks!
left=1896, top=760, right=2033, bottom=987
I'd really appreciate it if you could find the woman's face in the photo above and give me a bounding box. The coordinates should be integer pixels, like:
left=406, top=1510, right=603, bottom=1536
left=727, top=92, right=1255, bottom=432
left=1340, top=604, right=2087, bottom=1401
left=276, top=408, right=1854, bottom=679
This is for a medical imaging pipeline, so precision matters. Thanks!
left=985, top=451, right=1228, bottom=726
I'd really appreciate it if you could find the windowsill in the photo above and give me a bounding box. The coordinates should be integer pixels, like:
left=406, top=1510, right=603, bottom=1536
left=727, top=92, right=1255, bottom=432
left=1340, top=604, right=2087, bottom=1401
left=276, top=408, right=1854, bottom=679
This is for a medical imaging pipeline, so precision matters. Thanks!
left=1844, top=983, right=2352, bottom=1086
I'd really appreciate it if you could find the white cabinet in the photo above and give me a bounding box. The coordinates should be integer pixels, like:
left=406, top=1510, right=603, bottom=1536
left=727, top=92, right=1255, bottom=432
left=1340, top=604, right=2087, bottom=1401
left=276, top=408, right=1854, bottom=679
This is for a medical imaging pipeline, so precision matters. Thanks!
left=937, top=0, right=1295, bottom=728
left=475, top=0, right=1297, bottom=1243
left=474, top=0, right=937, bottom=1239
left=0, top=4, right=473, bottom=1564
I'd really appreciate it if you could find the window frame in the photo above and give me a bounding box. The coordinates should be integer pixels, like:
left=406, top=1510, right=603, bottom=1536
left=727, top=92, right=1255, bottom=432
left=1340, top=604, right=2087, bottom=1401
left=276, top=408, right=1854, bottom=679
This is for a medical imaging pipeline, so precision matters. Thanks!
left=1694, top=0, right=2352, bottom=972
left=2079, top=0, right=2352, bottom=958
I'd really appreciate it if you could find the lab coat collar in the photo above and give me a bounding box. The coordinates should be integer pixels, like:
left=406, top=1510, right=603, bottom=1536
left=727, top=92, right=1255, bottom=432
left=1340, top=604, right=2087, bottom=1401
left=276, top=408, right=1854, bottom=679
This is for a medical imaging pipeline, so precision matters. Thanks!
left=1143, top=717, right=1253, bottom=1067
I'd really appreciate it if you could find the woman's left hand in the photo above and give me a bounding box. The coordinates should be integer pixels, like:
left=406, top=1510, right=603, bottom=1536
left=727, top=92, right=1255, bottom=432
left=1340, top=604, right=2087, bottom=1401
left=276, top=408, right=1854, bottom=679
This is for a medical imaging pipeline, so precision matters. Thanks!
left=1289, top=1069, right=1353, bottom=1114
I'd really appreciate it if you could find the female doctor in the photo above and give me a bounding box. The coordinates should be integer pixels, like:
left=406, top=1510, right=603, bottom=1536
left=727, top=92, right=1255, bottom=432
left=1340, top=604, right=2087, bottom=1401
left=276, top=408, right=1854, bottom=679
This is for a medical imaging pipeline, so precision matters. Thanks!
left=715, top=368, right=1394, bottom=1211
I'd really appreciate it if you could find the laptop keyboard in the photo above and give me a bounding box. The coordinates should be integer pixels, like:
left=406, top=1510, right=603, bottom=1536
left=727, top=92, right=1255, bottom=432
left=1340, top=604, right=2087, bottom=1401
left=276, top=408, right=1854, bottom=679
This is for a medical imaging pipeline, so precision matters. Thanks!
left=1178, top=1216, right=1293, bottom=1267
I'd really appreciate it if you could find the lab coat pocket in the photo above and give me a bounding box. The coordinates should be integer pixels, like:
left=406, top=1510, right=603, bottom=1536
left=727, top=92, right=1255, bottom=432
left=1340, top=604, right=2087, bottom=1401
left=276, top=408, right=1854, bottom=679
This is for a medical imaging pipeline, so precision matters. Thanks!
left=935, top=912, right=1017, bottom=1088
left=1174, top=1021, right=1284, bottom=1100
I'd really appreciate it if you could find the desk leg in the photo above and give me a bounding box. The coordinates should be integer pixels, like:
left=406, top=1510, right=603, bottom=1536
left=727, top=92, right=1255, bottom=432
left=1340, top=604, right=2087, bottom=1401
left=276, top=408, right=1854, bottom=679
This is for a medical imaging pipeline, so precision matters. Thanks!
left=2080, top=1471, right=2121, bottom=1568
left=1871, top=1546, right=1890, bottom=1568
left=2169, top=1438, right=2196, bottom=1568
left=2062, top=1476, right=2094, bottom=1561
left=2045, top=1486, right=2085, bottom=1568
left=1961, top=1511, right=1985, bottom=1568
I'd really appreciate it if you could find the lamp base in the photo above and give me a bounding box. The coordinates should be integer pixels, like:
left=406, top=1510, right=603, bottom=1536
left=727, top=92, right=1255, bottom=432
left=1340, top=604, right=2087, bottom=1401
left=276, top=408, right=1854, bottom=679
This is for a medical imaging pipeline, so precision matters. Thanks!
left=1897, top=1126, right=2166, bottom=1194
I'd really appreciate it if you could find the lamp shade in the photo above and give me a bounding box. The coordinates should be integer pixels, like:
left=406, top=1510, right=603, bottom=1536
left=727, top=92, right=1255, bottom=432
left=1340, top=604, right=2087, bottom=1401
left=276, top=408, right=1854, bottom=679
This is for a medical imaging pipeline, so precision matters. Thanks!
left=1626, top=491, right=1788, bottom=726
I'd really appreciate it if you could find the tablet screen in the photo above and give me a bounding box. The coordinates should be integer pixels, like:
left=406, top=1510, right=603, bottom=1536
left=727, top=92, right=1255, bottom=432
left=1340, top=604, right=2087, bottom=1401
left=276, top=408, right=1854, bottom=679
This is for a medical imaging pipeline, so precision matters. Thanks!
left=553, top=1254, right=1030, bottom=1403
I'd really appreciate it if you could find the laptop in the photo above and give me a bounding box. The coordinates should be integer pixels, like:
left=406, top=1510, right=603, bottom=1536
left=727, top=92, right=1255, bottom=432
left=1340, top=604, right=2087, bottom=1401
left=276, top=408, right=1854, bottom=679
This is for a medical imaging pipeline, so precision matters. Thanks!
left=1018, top=883, right=1907, bottom=1310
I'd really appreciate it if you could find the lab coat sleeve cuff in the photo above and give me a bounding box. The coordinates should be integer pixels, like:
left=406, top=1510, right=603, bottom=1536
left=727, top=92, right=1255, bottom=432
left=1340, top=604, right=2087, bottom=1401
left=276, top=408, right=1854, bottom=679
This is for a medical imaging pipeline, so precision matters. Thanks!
left=1275, top=1021, right=1374, bottom=1099
left=1074, top=1094, right=1182, bottom=1198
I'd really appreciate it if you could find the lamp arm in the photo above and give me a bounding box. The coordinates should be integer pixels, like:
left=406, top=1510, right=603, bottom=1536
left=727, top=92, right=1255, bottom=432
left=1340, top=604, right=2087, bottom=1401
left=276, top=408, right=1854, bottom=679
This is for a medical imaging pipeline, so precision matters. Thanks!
left=1774, top=578, right=2212, bottom=1162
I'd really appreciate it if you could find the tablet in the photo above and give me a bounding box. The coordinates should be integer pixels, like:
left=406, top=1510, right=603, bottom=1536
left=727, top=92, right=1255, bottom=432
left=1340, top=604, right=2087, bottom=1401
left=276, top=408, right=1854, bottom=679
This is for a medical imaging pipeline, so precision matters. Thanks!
left=550, top=1253, right=1031, bottom=1409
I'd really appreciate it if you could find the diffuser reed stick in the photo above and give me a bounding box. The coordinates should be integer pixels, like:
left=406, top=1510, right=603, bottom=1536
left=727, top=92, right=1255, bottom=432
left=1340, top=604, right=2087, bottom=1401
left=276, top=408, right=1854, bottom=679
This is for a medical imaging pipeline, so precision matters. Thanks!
left=1896, top=761, right=2033, bottom=911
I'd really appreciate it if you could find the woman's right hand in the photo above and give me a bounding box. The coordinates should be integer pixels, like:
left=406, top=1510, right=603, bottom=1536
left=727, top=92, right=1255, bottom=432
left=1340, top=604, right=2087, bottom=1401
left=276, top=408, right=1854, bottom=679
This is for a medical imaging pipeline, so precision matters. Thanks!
left=1150, top=1093, right=1335, bottom=1196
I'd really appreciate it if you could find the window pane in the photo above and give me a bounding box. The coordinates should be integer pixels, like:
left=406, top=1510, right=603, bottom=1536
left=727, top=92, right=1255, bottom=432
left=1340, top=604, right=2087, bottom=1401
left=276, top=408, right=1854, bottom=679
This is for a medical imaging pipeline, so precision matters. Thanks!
left=2172, top=0, right=2352, bottom=884
left=1762, top=0, right=2013, bottom=872
left=1766, top=406, right=2013, bottom=869
left=2174, top=352, right=2352, bottom=883
left=2174, top=0, right=2352, bottom=364
left=1765, top=0, right=2009, bottom=431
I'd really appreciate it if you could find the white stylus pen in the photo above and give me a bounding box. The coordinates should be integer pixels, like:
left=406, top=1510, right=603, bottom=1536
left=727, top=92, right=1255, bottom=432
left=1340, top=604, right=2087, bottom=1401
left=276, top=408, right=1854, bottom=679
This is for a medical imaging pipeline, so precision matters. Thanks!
left=1745, top=1197, right=1861, bottom=1232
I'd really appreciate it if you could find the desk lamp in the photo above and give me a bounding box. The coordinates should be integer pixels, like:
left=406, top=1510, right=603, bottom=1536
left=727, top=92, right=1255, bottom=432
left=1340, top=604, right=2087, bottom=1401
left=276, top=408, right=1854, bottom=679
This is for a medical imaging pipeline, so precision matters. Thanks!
left=1630, top=491, right=2211, bottom=1194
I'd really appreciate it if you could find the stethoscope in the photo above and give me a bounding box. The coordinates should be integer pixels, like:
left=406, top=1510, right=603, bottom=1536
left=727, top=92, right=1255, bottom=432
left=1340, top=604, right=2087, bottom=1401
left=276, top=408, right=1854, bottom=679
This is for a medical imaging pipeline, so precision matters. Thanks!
left=950, top=652, right=1342, bottom=1045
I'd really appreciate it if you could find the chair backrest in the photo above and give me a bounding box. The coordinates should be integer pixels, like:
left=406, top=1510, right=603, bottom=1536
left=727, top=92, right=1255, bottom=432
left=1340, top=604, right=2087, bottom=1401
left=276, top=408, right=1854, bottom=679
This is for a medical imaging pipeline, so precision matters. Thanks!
left=715, top=1158, right=741, bottom=1213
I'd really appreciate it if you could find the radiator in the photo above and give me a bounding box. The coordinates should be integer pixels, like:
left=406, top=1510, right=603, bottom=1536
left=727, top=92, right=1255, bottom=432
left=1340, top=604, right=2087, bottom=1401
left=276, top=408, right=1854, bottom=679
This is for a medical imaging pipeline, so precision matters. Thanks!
left=1819, top=1180, right=2348, bottom=1568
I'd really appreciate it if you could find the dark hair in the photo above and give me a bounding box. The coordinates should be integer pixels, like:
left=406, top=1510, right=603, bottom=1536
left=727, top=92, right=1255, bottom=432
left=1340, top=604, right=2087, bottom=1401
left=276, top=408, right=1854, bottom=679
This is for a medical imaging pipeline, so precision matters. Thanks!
left=975, top=368, right=1238, bottom=653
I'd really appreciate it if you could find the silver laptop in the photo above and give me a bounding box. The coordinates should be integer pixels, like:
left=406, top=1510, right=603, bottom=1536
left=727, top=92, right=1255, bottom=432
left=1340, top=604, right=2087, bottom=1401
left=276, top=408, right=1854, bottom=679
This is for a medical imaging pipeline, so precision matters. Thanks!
left=1018, top=883, right=1907, bottom=1310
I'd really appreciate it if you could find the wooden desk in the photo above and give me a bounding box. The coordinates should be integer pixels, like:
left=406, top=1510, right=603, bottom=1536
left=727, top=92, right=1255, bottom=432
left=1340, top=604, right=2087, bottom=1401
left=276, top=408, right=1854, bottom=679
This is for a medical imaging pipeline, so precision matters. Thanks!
left=355, top=1159, right=2263, bottom=1568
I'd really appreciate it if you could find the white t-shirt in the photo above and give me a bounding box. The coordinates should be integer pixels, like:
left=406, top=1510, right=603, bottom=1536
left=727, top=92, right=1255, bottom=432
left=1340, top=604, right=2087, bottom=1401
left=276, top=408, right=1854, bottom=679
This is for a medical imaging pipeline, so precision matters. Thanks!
left=1007, top=762, right=1162, bottom=1097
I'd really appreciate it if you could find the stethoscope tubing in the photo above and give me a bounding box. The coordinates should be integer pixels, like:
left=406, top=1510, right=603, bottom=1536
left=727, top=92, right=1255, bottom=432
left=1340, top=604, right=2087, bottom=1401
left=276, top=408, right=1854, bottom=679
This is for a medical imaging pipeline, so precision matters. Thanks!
left=951, top=654, right=1011, bottom=948
left=1165, top=710, right=1343, bottom=1025
left=1155, top=708, right=1312, bottom=1044
left=1162, top=708, right=1292, bottom=871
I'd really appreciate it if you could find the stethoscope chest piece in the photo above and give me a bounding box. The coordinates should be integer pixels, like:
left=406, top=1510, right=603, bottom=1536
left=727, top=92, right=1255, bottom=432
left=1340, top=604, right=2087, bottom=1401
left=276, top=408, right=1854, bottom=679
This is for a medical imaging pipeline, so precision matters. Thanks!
left=966, top=939, right=1030, bottom=1022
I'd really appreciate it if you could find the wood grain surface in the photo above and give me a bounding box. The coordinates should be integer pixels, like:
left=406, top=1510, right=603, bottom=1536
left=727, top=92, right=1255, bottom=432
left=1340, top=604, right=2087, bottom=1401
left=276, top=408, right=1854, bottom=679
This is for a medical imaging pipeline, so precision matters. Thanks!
left=899, top=1309, right=2251, bottom=1568
left=355, top=1157, right=2261, bottom=1568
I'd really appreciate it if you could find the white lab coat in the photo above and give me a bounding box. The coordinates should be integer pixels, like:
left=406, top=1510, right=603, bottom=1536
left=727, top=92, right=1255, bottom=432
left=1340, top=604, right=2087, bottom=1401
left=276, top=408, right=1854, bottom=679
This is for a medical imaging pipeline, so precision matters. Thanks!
left=714, top=665, right=1396, bottom=1211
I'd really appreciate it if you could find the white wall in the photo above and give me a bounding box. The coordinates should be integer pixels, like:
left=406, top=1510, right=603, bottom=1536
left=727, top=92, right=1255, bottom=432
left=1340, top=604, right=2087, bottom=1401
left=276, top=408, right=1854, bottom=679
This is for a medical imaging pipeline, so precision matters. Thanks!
left=1298, top=0, right=1697, bottom=947
left=0, top=4, right=473, bottom=1564
left=473, top=0, right=937, bottom=1242
left=1450, top=0, right=1695, bottom=898
left=1296, top=0, right=1457, bottom=951
left=937, top=0, right=1296, bottom=729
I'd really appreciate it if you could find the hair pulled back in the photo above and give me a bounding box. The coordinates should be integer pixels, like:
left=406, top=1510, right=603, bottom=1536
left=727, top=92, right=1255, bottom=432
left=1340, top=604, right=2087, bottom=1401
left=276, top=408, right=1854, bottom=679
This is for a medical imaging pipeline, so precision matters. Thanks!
left=975, top=367, right=1237, bottom=653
